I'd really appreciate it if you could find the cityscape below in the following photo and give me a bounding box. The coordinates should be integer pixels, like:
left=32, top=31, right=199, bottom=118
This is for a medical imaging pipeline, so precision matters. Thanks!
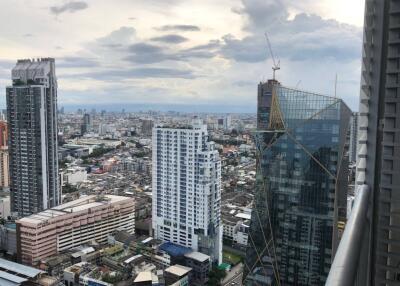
left=0, top=1, right=397, bottom=286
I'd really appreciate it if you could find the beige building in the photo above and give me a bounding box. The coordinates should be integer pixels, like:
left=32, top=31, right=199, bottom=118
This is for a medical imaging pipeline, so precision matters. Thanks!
left=0, top=149, right=9, bottom=188
left=16, top=195, right=135, bottom=266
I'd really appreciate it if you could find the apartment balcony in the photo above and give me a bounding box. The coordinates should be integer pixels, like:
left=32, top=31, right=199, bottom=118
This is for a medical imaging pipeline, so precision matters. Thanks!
left=325, top=185, right=370, bottom=286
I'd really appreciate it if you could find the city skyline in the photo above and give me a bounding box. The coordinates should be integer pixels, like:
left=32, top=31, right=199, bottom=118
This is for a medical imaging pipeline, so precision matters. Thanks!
left=0, top=2, right=391, bottom=286
left=0, top=0, right=364, bottom=112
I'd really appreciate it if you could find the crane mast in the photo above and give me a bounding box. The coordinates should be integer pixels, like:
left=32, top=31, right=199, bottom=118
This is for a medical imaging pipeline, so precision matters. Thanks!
left=265, top=32, right=280, bottom=80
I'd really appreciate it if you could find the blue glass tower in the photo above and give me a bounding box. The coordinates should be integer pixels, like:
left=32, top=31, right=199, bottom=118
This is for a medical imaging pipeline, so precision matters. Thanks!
left=244, top=80, right=351, bottom=285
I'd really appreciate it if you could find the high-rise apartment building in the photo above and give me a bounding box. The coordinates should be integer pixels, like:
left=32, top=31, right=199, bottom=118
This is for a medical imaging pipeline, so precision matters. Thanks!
left=152, top=122, right=222, bottom=263
left=349, top=112, right=359, bottom=163
left=355, top=1, right=400, bottom=284
left=81, top=113, right=92, bottom=135
left=6, top=58, right=60, bottom=217
left=0, top=121, right=9, bottom=188
left=244, top=80, right=351, bottom=285
left=141, top=119, right=154, bottom=136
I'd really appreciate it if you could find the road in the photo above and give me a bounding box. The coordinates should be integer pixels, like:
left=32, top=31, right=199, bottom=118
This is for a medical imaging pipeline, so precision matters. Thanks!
left=222, top=263, right=244, bottom=286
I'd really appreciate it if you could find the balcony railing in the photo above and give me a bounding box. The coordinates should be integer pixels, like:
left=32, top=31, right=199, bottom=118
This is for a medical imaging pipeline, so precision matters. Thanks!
left=325, top=184, right=370, bottom=286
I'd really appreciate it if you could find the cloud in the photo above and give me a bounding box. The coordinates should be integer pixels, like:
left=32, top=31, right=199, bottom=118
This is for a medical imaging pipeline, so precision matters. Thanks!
left=50, top=1, right=88, bottom=15
left=69, top=67, right=196, bottom=80
left=57, top=57, right=100, bottom=68
left=221, top=0, right=362, bottom=63
left=95, top=26, right=136, bottom=47
left=156, top=25, right=201, bottom=32
left=150, top=34, right=188, bottom=44
left=125, top=42, right=217, bottom=64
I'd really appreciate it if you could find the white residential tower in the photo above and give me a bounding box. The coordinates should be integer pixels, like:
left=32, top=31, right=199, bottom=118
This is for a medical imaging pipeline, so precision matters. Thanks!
left=152, top=121, right=222, bottom=263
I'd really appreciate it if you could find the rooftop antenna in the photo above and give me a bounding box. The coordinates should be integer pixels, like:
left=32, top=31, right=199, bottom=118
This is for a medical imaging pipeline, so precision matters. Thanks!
left=265, top=32, right=280, bottom=80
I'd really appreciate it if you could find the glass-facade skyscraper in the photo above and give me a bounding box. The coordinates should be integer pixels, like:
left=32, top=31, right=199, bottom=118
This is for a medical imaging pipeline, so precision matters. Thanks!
left=244, top=80, right=351, bottom=285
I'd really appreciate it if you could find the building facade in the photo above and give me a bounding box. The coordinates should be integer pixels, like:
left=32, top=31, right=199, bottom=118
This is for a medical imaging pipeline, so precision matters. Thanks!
left=6, top=58, right=60, bottom=217
left=16, top=195, right=135, bottom=266
left=81, top=113, right=91, bottom=135
left=244, top=81, right=351, bottom=285
left=152, top=122, right=222, bottom=263
left=141, top=119, right=154, bottom=137
left=0, top=121, right=9, bottom=189
left=349, top=112, right=359, bottom=163
left=355, top=1, right=400, bottom=284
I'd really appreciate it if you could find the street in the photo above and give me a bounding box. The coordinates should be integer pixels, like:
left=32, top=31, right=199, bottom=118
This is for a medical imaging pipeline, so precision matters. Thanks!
left=222, top=263, right=244, bottom=286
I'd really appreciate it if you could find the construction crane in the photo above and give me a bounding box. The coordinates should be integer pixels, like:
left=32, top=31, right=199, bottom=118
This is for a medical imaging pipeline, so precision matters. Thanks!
left=265, top=32, right=280, bottom=80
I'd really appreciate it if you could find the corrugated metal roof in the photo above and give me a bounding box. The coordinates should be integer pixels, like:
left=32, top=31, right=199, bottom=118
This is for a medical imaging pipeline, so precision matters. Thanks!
left=0, top=271, right=27, bottom=284
left=0, top=258, right=43, bottom=278
left=0, top=277, right=21, bottom=286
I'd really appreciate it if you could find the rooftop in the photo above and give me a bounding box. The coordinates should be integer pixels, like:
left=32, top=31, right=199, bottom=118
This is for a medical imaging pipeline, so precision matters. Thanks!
left=159, top=242, right=192, bottom=257
left=0, top=258, right=45, bottom=286
left=184, top=251, right=210, bottom=262
left=17, top=195, right=133, bottom=225
left=165, top=265, right=192, bottom=277
left=134, top=271, right=152, bottom=282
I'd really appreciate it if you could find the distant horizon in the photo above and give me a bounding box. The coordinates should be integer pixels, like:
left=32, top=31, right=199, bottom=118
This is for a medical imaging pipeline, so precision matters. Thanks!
left=58, top=103, right=256, bottom=114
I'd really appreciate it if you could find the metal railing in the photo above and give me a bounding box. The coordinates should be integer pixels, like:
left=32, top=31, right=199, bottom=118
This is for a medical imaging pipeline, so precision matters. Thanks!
left=325, top=184, right=370, bottom=286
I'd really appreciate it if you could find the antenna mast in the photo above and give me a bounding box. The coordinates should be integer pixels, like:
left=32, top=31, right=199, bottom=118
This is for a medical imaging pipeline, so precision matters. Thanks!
left=265, top=32, right=280, bottom=80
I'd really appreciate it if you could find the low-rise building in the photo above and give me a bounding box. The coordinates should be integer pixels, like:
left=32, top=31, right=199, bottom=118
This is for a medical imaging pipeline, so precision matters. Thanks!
left=63, top=262, right=113, bottom=286
left=62, top=166, right=88, bottom=186
left=164, top=265, right=192, bottom=286
left=0, top=258, right=57, bottom=286
left=16, top=195, right=135, bottom=266
left=184, top=251, right=211, bottom=286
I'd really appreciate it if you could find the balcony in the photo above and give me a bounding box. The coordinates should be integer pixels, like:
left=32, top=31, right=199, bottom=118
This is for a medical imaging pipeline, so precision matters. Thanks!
left=325, top=185, right=370, bottom=286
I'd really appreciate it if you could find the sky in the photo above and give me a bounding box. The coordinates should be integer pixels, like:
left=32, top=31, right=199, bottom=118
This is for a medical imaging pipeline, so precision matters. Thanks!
left=0, top=0, right=365, bottom=112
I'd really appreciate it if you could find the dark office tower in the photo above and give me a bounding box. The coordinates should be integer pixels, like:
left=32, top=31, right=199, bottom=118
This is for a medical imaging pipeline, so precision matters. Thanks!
left=81, top=113, right=91, bottom=135
left=6, top=58, right=60, bottom=217
left=244, top=80, right=351, bottom=285
left=356, top=1, right=400, bottom=284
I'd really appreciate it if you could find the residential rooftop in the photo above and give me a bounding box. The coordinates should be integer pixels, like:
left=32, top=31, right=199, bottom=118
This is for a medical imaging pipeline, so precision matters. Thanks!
left=165, top=265, right=192, bottom=277
left=184, top=251, right=210, bottom=262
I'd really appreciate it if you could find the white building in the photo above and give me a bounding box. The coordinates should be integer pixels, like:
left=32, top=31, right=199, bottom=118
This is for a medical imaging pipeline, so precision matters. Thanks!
left=0, top=196, right=10, bottom=219
left=224, top=115, right=232, bottom=131
left=152, top=122, right=222, bottom=263
left=62, top=166, right=87, bottom=186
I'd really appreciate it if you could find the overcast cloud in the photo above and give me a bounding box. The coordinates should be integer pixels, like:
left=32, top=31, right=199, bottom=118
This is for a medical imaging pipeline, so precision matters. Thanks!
left=0, top=0, right=364, bottom=111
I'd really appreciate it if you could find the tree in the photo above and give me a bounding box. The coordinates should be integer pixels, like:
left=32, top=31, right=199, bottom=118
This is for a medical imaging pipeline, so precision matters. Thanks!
left=62, top=183, right=78, bottom=194
left=207, top=267, right=227, bottom=286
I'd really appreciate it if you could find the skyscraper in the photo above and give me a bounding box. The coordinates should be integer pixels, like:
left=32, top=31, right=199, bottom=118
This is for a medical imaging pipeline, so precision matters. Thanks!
left=0, top=121, right=9, bottom=188
left=6, top=58, right=60, bottom=217
left=244, top=80, right=351, bottom=285
left=81, top=113, right=92, bottom=135
left=356, top=1, right=400, bottom=284
left=152, top=121, right=222, bottom=263
left=349, top=112, right=359, bottom=163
